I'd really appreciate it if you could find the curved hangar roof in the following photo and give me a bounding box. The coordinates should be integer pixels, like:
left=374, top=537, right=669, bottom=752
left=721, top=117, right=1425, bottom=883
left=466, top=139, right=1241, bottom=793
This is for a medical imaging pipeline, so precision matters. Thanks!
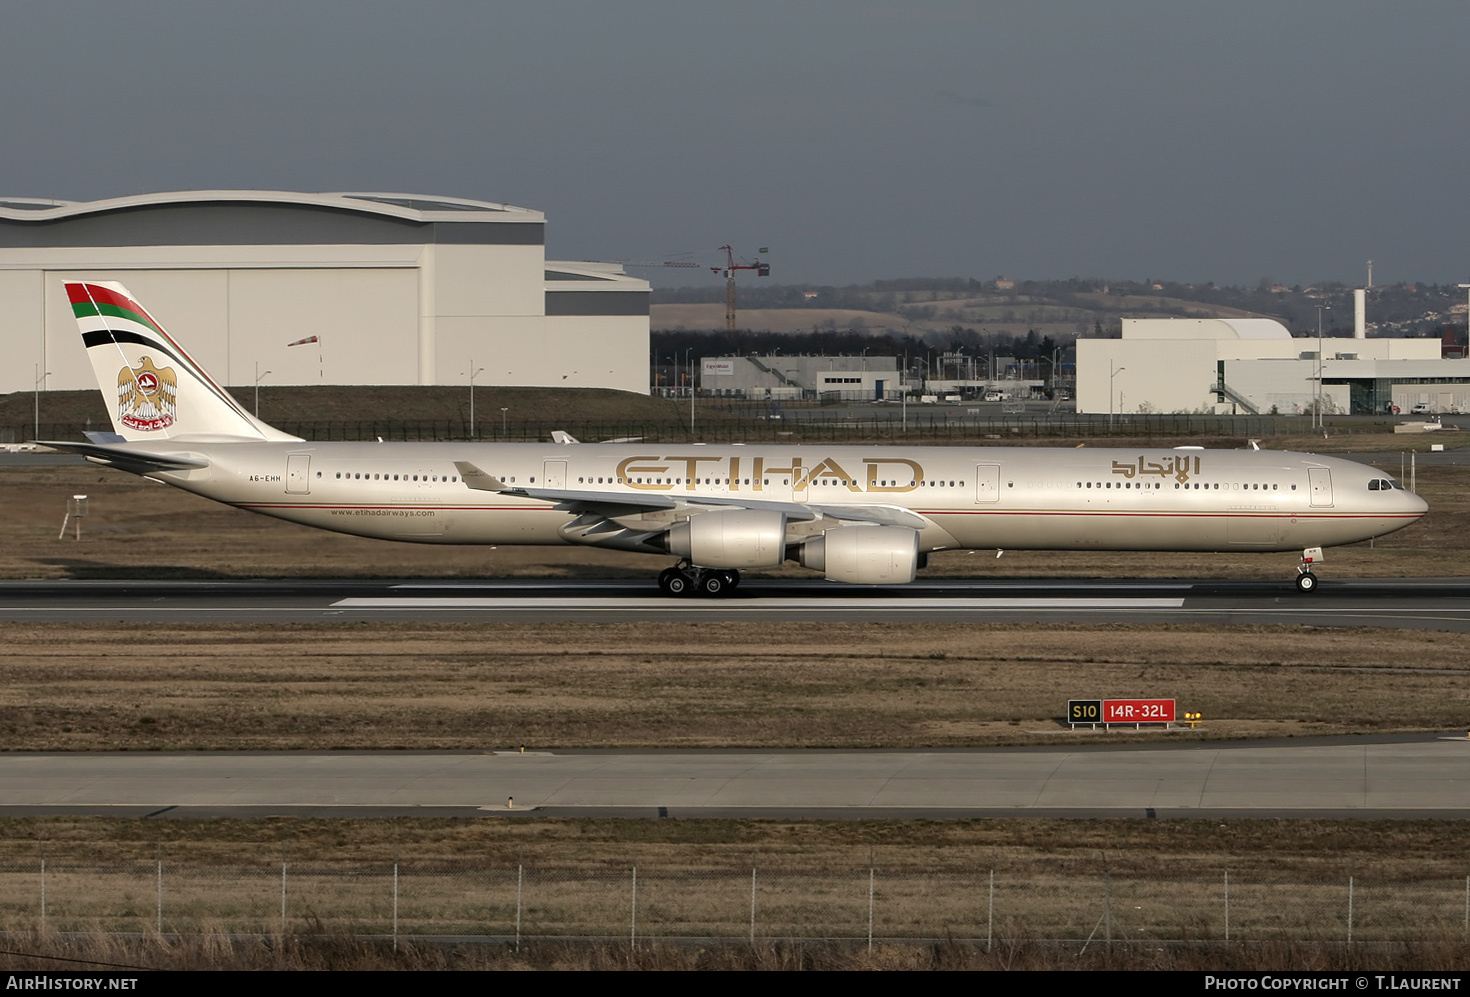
left=0, top=190, right=545, bottom=247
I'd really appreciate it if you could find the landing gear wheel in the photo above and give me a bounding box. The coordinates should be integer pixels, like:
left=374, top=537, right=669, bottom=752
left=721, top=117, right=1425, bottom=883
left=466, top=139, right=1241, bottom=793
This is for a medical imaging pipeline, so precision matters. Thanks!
left=699, top=571, right=728, bottom=597
left=1295, top=571, right=1318, bottom=594
left=723, top=570, right=740, bottom=590
left=659, top=567, right=691, bottom=597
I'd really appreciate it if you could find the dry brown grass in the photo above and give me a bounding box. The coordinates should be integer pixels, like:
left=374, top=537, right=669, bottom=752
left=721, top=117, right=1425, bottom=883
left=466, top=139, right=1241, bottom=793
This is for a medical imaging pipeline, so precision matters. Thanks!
left=0, top=621, right=1464, bottom=751
left=4, top=813, right=1465, bottom=874
left=5, top=385, right=689, bottom=431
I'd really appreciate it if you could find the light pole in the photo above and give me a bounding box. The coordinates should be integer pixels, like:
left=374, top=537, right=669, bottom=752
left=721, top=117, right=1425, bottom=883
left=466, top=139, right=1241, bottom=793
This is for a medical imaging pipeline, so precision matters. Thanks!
left=463, top=360, right=484, bottom=439
left=33, top=364, right=51, bottom=440
left=1315, top=305, right=1331, bottom=429
left=253, top=362, right=272, bottom=418
left=500, top=407, right=509, bottom=436
left=685, top=347, right=695, bottom=434
left=1109, top=363, right=1125, bottom=430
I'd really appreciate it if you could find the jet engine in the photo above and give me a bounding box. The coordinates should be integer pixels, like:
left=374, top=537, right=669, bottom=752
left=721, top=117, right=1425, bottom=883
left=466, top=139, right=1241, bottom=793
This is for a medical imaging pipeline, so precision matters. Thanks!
left=665, top=510, right=787, bottom=568
left=798, top=525, right=920, bottom=584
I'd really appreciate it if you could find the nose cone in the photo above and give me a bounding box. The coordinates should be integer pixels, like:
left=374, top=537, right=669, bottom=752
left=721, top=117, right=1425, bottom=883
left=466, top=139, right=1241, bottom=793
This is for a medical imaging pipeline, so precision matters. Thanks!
left=1404, top=490, right=1430, bottom=519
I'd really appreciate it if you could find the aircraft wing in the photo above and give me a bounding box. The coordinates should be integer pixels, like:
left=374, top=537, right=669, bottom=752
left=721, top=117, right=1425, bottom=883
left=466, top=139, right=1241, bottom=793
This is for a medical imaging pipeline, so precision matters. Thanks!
left=808, top=504, right=931, bottom=530
left=453, top=460, right=929, bottom=528
left=34, top=440, right=210, bottom=475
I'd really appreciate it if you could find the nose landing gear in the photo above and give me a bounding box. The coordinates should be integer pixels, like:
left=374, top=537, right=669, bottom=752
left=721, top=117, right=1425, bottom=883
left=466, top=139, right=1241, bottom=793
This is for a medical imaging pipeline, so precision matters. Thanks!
left=1295, top=547, right=1323, bottom=594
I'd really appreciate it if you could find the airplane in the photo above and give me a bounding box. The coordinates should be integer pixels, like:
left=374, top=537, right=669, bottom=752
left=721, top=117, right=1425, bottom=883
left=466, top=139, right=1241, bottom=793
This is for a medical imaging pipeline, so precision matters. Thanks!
left=41, top=280, right=1428, bottom=597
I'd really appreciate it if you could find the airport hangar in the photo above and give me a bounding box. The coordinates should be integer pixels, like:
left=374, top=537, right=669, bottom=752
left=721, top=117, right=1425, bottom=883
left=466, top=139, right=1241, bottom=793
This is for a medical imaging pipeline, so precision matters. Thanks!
left=1076, top=306, right=1470, bottom=417
left=0, top=191, right=650, bottom=396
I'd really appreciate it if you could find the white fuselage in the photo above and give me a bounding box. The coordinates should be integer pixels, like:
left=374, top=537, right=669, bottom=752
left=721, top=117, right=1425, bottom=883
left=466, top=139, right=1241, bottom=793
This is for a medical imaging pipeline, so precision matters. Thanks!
left=127, top=441, right=1426, bottom=555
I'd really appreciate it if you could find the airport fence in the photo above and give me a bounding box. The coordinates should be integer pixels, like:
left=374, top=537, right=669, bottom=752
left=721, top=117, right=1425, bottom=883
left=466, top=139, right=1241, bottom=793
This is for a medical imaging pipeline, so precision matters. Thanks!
left=5, top=855, right=1469, bottom=946
left=9, top=412, right=1380, bottom=448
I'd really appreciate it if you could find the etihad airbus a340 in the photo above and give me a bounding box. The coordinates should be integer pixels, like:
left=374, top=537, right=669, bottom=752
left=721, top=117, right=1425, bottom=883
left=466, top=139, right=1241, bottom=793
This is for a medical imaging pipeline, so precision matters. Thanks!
left=42, top=281, right=1427, bottom=596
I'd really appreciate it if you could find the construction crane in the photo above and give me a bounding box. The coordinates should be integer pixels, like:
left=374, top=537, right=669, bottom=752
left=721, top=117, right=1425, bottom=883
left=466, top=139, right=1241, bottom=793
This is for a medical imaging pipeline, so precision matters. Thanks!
left=621, top=246, right=771, bottom=332
left=713, top=245, right=771, bottom=332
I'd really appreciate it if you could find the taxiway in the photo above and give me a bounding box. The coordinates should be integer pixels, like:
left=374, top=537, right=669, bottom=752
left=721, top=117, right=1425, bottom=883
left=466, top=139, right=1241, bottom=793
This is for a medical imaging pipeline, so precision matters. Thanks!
left=1, top=735, right=1466, bottom=819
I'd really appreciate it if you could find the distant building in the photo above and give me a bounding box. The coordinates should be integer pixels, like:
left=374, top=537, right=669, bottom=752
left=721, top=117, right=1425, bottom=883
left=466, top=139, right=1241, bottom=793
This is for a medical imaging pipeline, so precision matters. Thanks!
left=699, top=355, right=903, bottom=400
left=1, top=190, right=649, bottom=394
left=1077, top=317, right=1470, bottom=415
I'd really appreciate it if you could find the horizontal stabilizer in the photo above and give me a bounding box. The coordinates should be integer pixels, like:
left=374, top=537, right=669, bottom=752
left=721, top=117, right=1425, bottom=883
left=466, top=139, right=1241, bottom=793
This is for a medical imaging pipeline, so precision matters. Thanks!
left=34, top=441, right=209, bottom=475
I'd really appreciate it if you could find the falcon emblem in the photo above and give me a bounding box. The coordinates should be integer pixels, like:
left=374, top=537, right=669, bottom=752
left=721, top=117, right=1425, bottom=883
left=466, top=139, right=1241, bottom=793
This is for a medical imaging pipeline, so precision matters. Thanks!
left=117, top=357, right=177, bottom=432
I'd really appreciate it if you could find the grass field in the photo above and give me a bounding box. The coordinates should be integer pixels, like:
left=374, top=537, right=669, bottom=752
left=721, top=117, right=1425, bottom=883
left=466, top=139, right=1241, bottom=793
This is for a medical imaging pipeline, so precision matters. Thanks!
left=0, top=621, right=1466, bottom=751
left=1, top=817, right=1469, bottom=970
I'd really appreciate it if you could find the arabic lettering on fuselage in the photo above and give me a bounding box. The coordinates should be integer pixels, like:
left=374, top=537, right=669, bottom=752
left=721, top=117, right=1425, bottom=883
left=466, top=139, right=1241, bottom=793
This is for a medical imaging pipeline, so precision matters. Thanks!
left=1110, top=454, right=1202, bottom=484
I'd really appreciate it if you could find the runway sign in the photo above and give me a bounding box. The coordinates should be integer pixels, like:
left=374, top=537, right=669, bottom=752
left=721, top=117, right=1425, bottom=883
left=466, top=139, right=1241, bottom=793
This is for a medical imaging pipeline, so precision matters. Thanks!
left=1103, top=699, right=1176, bottom=723
left=1067, top=700, right=1102, bottom=725
left=1068, top=698, right=1177, bottom=728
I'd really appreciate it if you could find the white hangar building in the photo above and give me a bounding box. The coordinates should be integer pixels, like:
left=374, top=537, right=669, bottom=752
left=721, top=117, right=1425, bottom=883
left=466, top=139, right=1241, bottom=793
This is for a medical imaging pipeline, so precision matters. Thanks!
left=1076, top=316, right=1456, bottom=416
left=0, top=191, right=650, bottom=395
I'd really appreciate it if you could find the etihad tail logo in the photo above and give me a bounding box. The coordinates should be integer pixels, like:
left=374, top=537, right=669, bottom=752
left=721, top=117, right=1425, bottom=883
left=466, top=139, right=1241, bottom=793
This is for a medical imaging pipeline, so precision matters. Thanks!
left=117, top=356, right=177, bottom=432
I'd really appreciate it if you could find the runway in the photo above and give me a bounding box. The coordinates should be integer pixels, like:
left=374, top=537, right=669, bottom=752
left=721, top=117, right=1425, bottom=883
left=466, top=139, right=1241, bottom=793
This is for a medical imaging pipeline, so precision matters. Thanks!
left=2, top=576, right=1469, bottom=629
left=2, top=735, right=1466, bottom=819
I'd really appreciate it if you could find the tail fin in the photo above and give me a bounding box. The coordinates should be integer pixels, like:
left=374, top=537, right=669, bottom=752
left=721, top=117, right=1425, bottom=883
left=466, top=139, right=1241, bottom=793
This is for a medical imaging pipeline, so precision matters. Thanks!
left=65, top=281, right=300, bottom=442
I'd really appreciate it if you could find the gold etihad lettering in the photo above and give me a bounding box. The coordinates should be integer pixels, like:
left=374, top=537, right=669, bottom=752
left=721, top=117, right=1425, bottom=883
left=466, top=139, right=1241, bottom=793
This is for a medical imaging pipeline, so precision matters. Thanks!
left=805, top=457, right=863, bottom=492
left=614, top=454, right=927, bottom=493
left=1111, top=454, right=1202, bottom=484
left=866, top=457, right=924, bottom=492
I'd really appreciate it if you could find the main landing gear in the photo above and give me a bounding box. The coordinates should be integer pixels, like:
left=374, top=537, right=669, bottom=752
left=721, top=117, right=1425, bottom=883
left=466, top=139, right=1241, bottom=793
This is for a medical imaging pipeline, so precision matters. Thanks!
left=658, top=562, right=741, bottom=598
left=1294, top=546, right=1323, bottom=594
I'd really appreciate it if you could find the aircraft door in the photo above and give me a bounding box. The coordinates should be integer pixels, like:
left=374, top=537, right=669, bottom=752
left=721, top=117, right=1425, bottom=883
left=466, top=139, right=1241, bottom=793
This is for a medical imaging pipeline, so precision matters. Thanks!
left=543, top=460, right=567, bottom=489
left=286, top=454, right=311, bottom=495
left=1308, top=467, right=1333, bottom=507
left=974, top=463, right=1001, bottom=503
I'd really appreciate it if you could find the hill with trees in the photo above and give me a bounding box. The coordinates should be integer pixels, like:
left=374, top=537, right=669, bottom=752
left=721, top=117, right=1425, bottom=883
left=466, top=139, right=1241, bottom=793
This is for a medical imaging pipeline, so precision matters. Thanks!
left=652, top=276, right=1467, bottom=366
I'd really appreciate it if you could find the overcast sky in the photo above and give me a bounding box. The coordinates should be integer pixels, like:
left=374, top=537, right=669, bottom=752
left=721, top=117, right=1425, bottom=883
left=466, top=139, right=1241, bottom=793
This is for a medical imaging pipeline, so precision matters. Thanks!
left=4, top=1, right=1468, bottom=288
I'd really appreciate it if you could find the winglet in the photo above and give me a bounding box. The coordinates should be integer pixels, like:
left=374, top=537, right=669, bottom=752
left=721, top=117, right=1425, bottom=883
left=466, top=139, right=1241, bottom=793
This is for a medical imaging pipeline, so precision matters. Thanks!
left=455, top=461, right=509, bottom=492
left=551, top=430, right=581, bottom=445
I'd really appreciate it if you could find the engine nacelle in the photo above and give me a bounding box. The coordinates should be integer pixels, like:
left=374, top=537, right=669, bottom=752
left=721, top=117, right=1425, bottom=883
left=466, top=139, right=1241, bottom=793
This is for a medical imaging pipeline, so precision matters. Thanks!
left=666, top=510, right=787, bottom=568
left=798, top=525, right=920, bottom=584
